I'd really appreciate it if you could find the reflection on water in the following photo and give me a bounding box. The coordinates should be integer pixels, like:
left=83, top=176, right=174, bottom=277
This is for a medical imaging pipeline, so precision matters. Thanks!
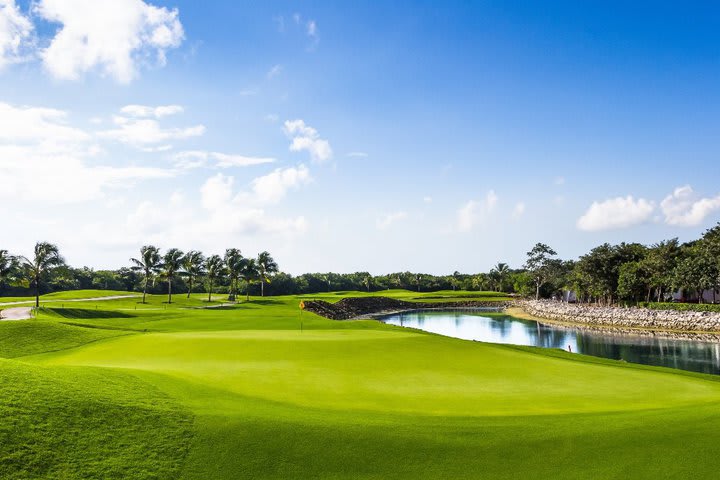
left=381, top=310, right=720, bottom=375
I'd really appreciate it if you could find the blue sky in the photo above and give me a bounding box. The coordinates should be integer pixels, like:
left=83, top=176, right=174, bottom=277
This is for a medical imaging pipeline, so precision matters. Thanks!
left=1, top=0, right=719, bottom=274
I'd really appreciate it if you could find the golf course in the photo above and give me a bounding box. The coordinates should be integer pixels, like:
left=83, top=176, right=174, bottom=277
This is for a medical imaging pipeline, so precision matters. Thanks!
left=1, top=290, right=720, bottom=479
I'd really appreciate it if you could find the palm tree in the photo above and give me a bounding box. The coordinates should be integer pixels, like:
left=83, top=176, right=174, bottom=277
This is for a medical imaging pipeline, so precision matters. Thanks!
left=472, top=273, right=488, bottom=291
left=363, top=275, right=372, bottom=292
left=20, top=242, right=65, bottom=308
left=130, top=245, right=162, bottom=303
left=224, top=248, right=243, bottom=300
left=182, top=250, right=205, bottom=299
left=489, top=262, right=510, bottom=292
left=256, top=251, right=278, bottom=297
left=241, top=257, right=259, bottom=301
left=204, top=254, right=224, bottom=302
left=162, top=248, right=185, bottom=304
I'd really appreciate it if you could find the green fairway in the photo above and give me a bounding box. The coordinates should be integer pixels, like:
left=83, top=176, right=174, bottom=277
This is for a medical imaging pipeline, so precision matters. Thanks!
left=2, top=289, right=720, bottom=479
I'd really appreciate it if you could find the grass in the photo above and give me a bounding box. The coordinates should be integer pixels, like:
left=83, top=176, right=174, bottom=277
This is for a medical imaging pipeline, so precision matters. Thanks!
left=0, top=289, right=139, bottom=306
left=2, top=289, right=720, bottom=478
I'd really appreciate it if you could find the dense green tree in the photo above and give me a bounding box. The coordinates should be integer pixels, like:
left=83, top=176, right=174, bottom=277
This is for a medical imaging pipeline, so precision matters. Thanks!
left=130, top=245, right=162, bottom=303
left=617, top=261, right=651, bottom=302
left=700, top=224, right=720, bottom=301
left=673, top=245, right=716, bottom=303
left=20, top=242, right=65, bottom=308
left=0, top=250, right=18, bottom=288
left=256, top=251, right=278, bottom=297
left=162, top=248, right=185, bottom=304
left=643, top=239, right=681, bottom=302
left=91, top=270, right=124, bottom=291
left=573, top=243, right=646, bottom=304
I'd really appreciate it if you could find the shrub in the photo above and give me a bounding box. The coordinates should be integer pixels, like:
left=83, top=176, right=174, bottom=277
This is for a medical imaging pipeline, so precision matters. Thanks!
left=639, top=302, right=720, bottom=313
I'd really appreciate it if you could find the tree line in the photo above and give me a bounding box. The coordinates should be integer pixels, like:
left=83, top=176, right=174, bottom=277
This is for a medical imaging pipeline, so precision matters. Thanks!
left=520, top=224, right=720, bottom=305
left=2, top=223, right=720, bottom=305
left=0, top=243, right=279, bottom=306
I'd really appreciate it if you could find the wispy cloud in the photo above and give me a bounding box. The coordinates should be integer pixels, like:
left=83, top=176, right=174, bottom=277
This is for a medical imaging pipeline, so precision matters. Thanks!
left=283, top=119, right=333, bottom=163
left=512, top=202, right=526, bottom=218
left=173, top=151, right=275, bottom=170
left=0, top=0, right=33, bottom=70
left=266, top=64, right=282, bottom=79
left=377, top=211, right=408, bottom=230
left=99, top=109, right=205, bottom=148
left=457, top=190, right=498, bottom=232
left=0, top=101, right=176, bottom=204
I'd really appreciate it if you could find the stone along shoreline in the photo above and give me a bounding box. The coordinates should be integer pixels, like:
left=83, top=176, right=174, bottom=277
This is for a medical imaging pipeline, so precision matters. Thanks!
left=519, top=300, right=720, bottom=334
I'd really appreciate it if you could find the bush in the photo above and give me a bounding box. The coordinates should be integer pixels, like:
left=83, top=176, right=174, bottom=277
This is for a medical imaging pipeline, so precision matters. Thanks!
left=639, top=302, right=720, bottom=313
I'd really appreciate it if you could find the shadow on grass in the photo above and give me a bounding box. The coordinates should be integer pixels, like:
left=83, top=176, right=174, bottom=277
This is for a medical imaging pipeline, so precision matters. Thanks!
left=43, top=308, right=137, bottom=319
left=248, top=299, right=284, bottom=306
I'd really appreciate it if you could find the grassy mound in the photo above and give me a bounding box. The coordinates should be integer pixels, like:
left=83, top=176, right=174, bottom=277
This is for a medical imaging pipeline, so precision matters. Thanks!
left=0, top=359, right=192, bottom=479
left=0, top=320, right=131, bottom=358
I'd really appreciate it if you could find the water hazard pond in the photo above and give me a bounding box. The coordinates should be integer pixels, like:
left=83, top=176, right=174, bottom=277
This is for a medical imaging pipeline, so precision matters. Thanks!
left=381, top=309, right=720, bottom=376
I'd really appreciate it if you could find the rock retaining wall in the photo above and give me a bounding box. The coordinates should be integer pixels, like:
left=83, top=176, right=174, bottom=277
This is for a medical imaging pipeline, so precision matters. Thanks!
left=303, top=297, right=510, bottom=320
left=520, top=300, right=720, bottom=333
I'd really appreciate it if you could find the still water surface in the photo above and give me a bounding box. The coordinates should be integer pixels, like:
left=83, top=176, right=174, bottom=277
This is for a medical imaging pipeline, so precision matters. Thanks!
left=381, top=310, right=720, bottom=375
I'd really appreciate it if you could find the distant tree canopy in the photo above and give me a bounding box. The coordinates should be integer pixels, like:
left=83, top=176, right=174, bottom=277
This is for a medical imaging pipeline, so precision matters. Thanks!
left=2, top=223, right=720, bottom=304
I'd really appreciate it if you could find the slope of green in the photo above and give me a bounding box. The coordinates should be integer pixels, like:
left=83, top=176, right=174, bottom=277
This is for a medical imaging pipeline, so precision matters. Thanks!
left=0, top=290, right=136, bottom=305
left=0, top=359, right=192, bottom=479
left=0, top=320, right=131, bottom=358
left=2, top=289, right=720, bottom=479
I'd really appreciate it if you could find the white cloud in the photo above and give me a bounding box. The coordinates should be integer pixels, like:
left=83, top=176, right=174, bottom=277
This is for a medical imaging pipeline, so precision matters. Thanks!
left=577, top=196, right=655, bottom=231
left=457, top=190, right=498, bottom=232
left=423, top=196, right=433, bottom=204
left=554, top=176, right=565, bottom=185
left=0, top=0, right=32, bottom=70
left=266, top=64, right=282, bottom=79
left=346, top=151, right=368, bottom=158
left=376, top=211, right=407, bottom=230
left=249, top=164, right=311, bottom=204
left=264, top=113, right=279, bottom=122
left=283, top=119, right=332, bottom=163
left=173, top=150, right=275, bottom=169
left=99, top=109, right=204, bottom=147
left=0, top=101, right=89, bottom=144
left=120, top=104, right=183, bottom=118
left=146, top=170, right=311, bottom=241
left=661, top=185, right=720, bottom=227
left=512, top=202, right=526, bottom=218
left=35, top=0, right=184, bottom=83
left=0, top=102, right=175, bottom=203
left=215, top=152, right=275, bottom=168
left=200, top=173, right=233, bottom=210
